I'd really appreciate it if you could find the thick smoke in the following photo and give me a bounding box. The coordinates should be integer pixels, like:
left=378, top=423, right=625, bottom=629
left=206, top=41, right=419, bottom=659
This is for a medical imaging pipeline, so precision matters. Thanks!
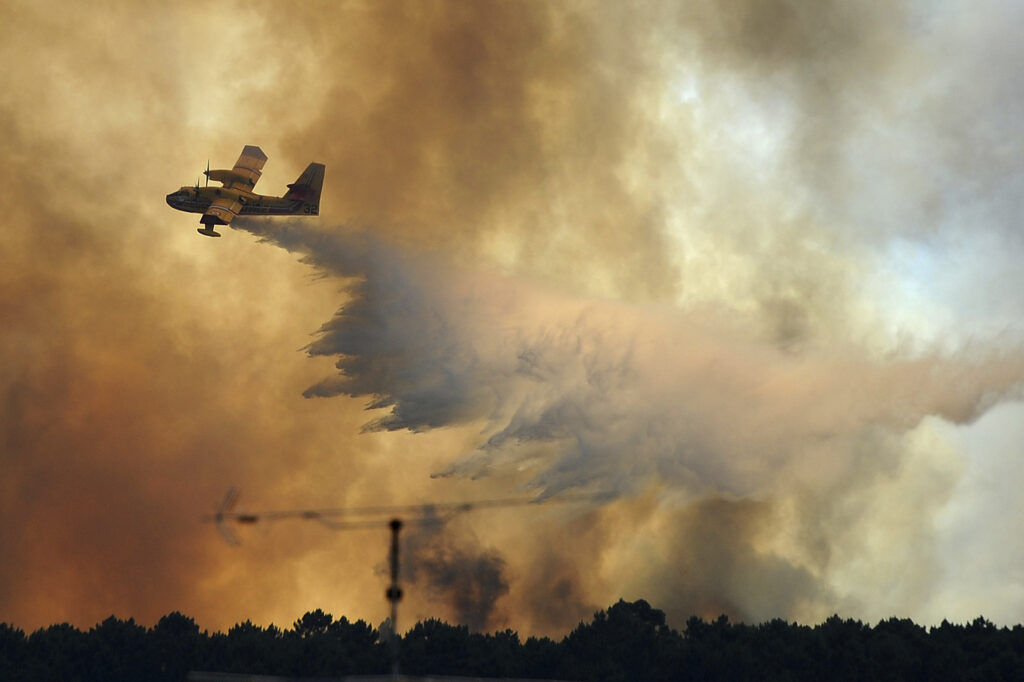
left=238, top=216, right=1024, bottom=626
left=5, top=0, right=1024, bottom=636
left=233, top=3, right=1024, bottom=610
left=398, top=514, right=510, bottom=632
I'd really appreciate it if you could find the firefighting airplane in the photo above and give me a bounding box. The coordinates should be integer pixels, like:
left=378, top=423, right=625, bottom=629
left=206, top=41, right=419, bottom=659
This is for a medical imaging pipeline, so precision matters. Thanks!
left=166, top=145, right=325, bottom=237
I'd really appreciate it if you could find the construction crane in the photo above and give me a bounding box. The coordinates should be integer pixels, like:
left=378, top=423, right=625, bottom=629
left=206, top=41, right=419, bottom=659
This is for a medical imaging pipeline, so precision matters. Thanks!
left=204, top=488, right=611, bottom=676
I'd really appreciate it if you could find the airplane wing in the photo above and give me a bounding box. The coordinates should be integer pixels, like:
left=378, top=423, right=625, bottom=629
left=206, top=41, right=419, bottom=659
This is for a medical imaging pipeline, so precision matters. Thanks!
left=223, top=145, right=268, bottom=190
left=203, top=194, right=243, bottom=226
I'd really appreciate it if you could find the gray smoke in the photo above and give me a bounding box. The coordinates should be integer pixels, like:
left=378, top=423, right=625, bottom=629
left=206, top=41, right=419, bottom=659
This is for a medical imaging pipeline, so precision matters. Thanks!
left=399, top=514, right=510, bottom=632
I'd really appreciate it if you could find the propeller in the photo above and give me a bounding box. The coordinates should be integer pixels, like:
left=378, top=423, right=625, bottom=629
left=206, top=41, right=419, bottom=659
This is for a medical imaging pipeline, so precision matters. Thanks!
left=205, top=159, right=210, bottom=187
left=194, top=176, right=200, bottom=199
left=211, top=487, right=242, bottom=545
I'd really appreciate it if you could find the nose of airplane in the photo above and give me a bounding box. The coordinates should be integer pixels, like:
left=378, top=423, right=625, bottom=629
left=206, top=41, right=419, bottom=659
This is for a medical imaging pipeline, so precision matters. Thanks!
left=165, top=193, right=176, bottom=206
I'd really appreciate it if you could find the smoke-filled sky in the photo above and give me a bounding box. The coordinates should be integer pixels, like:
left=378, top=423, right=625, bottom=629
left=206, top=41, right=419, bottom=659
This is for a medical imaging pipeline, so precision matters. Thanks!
left=3, top=0, right=1024, bottom=636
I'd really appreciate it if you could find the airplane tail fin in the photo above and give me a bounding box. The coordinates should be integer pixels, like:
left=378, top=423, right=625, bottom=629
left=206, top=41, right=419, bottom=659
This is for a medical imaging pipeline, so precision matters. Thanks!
left=284, top=162, right=325, bottom=213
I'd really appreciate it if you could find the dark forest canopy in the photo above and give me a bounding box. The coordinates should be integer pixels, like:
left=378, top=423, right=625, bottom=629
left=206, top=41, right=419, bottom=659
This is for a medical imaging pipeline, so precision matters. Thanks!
left=3, top=600, right=1024, bottom=681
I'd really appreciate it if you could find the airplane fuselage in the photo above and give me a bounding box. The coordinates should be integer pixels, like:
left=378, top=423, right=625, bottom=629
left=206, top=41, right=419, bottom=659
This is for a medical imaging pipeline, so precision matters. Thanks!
left=165, top=186, right=319, bottom=217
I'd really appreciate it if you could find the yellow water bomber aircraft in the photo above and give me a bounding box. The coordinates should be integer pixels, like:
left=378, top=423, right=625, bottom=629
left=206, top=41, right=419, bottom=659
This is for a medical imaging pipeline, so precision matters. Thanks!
left=166, top=145, right=325, bottom=237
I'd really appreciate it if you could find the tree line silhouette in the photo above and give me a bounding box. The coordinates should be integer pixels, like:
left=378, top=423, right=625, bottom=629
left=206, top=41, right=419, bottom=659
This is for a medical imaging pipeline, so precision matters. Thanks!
left=3, top=599, right=1024, bottom=681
